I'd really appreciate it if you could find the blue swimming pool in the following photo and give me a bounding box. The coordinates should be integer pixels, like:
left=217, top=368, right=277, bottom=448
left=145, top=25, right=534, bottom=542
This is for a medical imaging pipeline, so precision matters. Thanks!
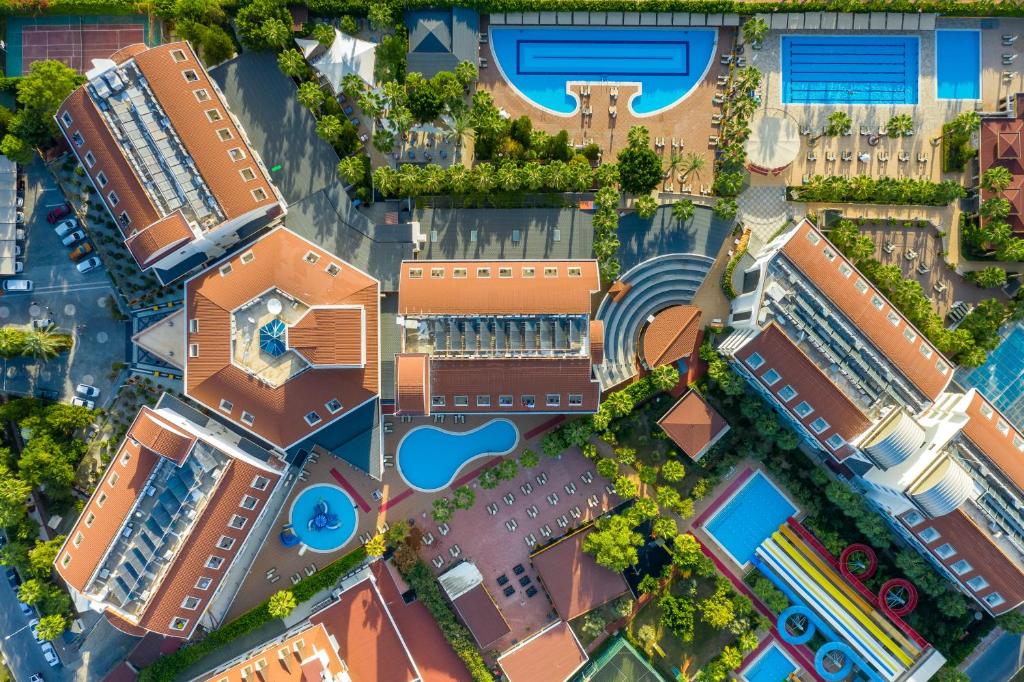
left=936, top=30, right=981, bottom=100
left=398, top=419, right=519, bottom=491
left=704, top=471, right=797, bottom=566
left=742, top=643, right=798, bottom=682
left=781, top=35, right=919, bottom=104
left=490, top=27, right=717, bottom=116
left=289, top=484, right=358, bottom=552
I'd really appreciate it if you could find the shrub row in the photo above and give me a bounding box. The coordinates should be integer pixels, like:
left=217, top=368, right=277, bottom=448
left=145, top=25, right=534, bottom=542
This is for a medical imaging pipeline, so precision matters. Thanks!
left=1, top=0, right=148, bottom=16
left=790, top=175, right=966, bottom=206
left=720, top=228, right=751, bottom=300
left=140, top=546, right=368, bottom=682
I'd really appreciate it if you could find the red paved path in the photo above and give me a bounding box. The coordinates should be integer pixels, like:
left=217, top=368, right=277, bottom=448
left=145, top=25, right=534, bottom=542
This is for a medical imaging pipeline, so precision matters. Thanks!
left=330, top=468, right=371, bottom=512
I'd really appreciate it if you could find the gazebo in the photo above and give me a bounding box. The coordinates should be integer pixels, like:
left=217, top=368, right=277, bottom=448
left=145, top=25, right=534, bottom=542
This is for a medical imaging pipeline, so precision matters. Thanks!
left=745, top=109, right=801, bottom=176
left=295, top=29, right=377, bottom=94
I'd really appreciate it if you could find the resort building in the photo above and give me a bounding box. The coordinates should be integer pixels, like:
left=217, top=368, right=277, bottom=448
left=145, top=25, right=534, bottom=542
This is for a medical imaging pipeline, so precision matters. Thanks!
left=497, top=620, right=588, bottom=682
left=720, top=219, right=1024, bottom=615
left=192, top=623, right=347, bottom=681
left=980, top=93, right=1024, bottom=236
left=54, top=394, right=286, bottom=639
left=657, top=390, right=730, bottom=462
left=393, top=259, right=602, bottom=415
left=530, top=527, right=630, bottom=622
left=55, top=41, right=286, bottom=284
left=184, top=227, right=383, bottom=478
left=439, top=562, right=511, bottom=649
left=405, top=7, right=480, bottom=78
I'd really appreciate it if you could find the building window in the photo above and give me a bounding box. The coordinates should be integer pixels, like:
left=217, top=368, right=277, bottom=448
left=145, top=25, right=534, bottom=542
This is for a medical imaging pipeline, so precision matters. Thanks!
left=325, top=399, right=342, bottom=414
left=838, top=263, right=852, bottom=278
left=935, top=543, right=956, bottom=559
left=794, top=401, right=814, bottom=418
left=980, top=402, right=994, bottom=419
left=746, top=352, right=765, bottom=370
left=303, top=411, right=322, bottom=426
left=430, top=267, right=445, bottom=279
left=498, top=267, right=512, bottom=278
left=998, top=419, right=1010, bottom=435
left=252, top=476, right=271, bottom=491
left=196, top=577, right=212, bottom=590
left=240, top=495, right=258, bottom=510
left=522, top=267, right=535, bottom=277
left=96, top=171, right=108, bottom=188
left=453, top=268, right=467, bottom=278
left=903, top=327, right=917, bottom=343
left=499, top=395, right=513, bottom=407
left=870, top=295, right=884, bottom=310
left=568, top=394, right=583, bottom=406
left=219, top=399, right=233, bottom=413
left=194, top=88, right=211, bottom=102
left=240, top=168, right=256, bottom=181
left=454, top=395, right=469, bottom=407
left=182, top=595, right=201, bottom=611
left=936, top=360, right=949, bottom=375
left=968, top=575, right=989, bottom=591
left=408, top=267, right=423, bottom=280
left=241, top=411, right=255, bottom=426
left=984, top=591, right=1004, bottom=607
left=240, top=250, right=254, bottom=265
left=951, top=559, right=972, bottom=575
left=809, top=417, right=829, bottom=434
left=85, top=512, right=95, bottom=527
left=73, top=532, right=84, bottom=547
left=170, top=617, right=189, bottom=631
left=522, top=395, right=536, bottom=408
left=546, top=394, right=561, bottom=407
left=84, top=151, right=96, bottom=167
left=476, top=267, right=491, bottom=278
left=431, top=396, right=445, bottom=407
left=887, top=311, right=900, bottom=326
left=919, top=344, right=933, bottom=359
left=109, top=472, right=120, bottom=487
left=170, top=48, right=188, bottom=62
left=904, top=510, right=923, bottom=527
left=119, top=211, right=131, bottom=227
left=229, top=515, right=247, bottom=530
left=219, top=264, right=234, bottom=277
left=205, top=109, right=223, bottom=122
left=189, top=343, right=199, bottom=358
left=806, top=230, right=821, bottom=245
left=304, top=251, right=321, bottom=265
left=97, top=492, right=107, bottom=507
left=216, top=536, right=235, bottom=551
left=183, top=69, right=199, bottom=82
left=251, top=188, right=267, bottom=201
left=544, top=267, right=558, bottom=278
left=854, top=278, right=869, bottom=294
left=919, top=526, right=940, bottom=543
left=822, top=246, right=836, bottom=261
left=826, top=434, right=845, bottom=450
left=325, top=263, right=340, bottom=277
left=205, top=556, right=224, bottom=570
left=60, top=111, right=73, bottom=127
left=228, top=147, right=245, bottom=161
left=72, top=131, right=85, bottom=147
left=778, top=384, right=798, bottom=402
left=476, top=395, right=490, bottom=407
left=217, top=128, right=233, bottom=141
left=108, top=191, right=120, bottom=207
left=61, top=554, right=71, bottom=568
left=762, top=368, right=781, bottom=386
left=568, top=266, right=583, bottom=277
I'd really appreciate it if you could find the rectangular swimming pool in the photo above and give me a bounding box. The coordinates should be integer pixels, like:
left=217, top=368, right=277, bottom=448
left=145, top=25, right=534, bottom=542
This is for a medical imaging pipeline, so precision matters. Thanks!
left=781, top=35, right=919, bottom=105
left=936, top=29, right=981, bottom=99
left=742, top=642, right=798, bottom=682
left=704, top=471, right=797, bottom=566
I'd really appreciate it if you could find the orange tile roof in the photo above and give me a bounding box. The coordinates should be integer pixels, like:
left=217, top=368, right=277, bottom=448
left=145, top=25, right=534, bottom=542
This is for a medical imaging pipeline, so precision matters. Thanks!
left=309, top=573, right=420, bottom=681
left=395, top=353, right=430, bottom=416
left=781, top=220, right=952, bottom=401
left=530, top=527, right=629, bottom=621
left=185, top=228, right=379, bottom=449
left=641, top=305, right=702, bottom=368
left=657, top=390, right=729, bottom=460
left=197, top=623, right=346, bottom=682
left=132, top=42, right=278, bottom=222
left=429, top=358, right=599, bottom=413
left=451, top=584, right=510, bottom=648
left=589, top=320, right=604, bottom=365
left=497, top=620, right=587, bottom=682
left=287, top=307, right=365, bottom=367
left=398, top=260, right=599, bottom=316
left=740, top=323, right=871, bottom=460
left=124, top=213, right=195, bottom=268
left=898, top=508, right=1024, bottom=615
left=981, top=95, right=1024, bottom=234
left=127, top=407, right=196, bottom=464
left=961, top=391, right=1024, bottom=491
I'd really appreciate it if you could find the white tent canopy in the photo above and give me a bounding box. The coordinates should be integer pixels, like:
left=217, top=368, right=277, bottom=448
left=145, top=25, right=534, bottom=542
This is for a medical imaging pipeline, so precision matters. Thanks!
left=296, top=29, right=377, bottom=94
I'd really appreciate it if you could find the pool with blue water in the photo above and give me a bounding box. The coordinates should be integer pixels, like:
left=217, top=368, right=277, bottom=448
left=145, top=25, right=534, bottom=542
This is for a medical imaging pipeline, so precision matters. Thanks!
left=398, top=419, right=519, bottom=491
left=289, top=484, right=358, bottom=552
left=704, top=471, right=797, bottom=566
left=742, top=642, right=798, bottom=682
left=490, top=27, right=717, bottom=116
left=936, top=30, right=981, bottom=100
left=781, top=35, right=919, bottom=104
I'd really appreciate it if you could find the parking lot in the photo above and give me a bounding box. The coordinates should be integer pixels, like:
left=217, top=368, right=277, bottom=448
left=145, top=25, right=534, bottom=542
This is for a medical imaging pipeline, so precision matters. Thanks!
left=0, top=159, right=128, bottom=404
left=0, top=567, right=62, bottom=680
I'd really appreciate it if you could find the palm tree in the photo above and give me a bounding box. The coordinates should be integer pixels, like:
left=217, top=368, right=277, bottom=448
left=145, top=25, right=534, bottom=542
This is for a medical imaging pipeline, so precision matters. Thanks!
left=672, top=199, right=695, bottom=223
left=0, top=328, right=24, bottom=359
left=680, top=152, right=706, bottom=184
left=397, top=164, right=423, bottom=198
left=663, top=150, right=683, bottom=186
left=276, top=49, right=308, bottom=80
left=627, top=125, right=650, bottom=148
left=886, top=114, right=915, bottom=138
left=932, top=110, right=981, bottom=145
left=420, top=164, right=446, bottom=195
left=341, top=73, right=366, bottom=102
left=980, top=197, right=1012, bottom=221
left=296, top=81, right=325, bottom=113
left=497, top=162, right=522, bottom=192
left=372, top=166, right=399, bottom=198
left=337, top=156, right=366, bottom=186
left=741, top=17, right=769, bottom=48
left=826, top=111, right=852, bottom=136
left=315, top=115, right=344, bottom=144
left=982, top=166, right=1014, bottom=194
left=521, top=161, right=544, bottom=191
left=442, top=110, right=475, bottom=162
left=473, top=163, right=497, bottom=194
left=22, top=327, right=70, bottom=361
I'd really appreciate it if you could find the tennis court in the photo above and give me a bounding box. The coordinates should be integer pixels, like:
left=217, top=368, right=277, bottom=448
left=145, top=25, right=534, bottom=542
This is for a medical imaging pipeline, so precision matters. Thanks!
left=573, top=636, right=666, bottom=682
left=5, top=15, right=153, bottom=76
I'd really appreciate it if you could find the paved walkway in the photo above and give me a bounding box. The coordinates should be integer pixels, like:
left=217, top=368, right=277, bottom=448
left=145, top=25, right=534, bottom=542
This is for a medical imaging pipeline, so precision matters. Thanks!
left=737, top=186, right=790, bottom=252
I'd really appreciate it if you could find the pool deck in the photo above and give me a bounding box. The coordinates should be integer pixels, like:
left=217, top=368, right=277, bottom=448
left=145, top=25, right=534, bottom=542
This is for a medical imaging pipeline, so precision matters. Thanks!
left=478, top=20, right=735, bottom=175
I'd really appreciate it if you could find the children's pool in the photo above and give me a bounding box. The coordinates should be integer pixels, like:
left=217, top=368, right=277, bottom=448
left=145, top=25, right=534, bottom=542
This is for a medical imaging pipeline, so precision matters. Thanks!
left=704, top=471, right=797, bottom=566
left=936, top=29, right=980, bottom=100
left=288, top=484, right=358, bottom=552
left=397, top=419, right=519, bottom=491
left=742, top=642, right=799, bottom=682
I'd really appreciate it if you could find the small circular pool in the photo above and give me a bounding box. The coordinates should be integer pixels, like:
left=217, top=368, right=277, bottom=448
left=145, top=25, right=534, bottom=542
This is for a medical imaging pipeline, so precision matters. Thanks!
left=288, top=484, right=358, bottom=552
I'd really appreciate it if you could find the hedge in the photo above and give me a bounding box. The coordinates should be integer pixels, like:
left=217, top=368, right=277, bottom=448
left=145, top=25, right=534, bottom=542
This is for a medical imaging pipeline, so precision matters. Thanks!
left=0, top=0, right=149, bottom=16
left=720, top=228, right=751, bottom=300
left=139, top=546, right=368, bottom=682
left=789, top=175, right=966, bottom=206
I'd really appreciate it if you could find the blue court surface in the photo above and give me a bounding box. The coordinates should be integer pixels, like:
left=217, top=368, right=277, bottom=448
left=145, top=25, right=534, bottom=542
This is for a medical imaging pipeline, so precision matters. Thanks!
left=704, top=471, right=797, bottom=566
left=936, top=29, right=981, bottom=99
left=781, top=35, right=919, bottom=104
left=490, top=27, right=717, bottom=115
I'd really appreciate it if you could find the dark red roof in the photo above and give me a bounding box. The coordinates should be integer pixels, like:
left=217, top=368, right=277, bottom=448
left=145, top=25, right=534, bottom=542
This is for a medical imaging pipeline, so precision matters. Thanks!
left=530, top=527, right=629, bottom=621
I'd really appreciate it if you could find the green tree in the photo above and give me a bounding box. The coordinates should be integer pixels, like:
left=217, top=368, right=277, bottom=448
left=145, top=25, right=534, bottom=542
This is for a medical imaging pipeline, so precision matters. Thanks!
left=42, top=403, right=94, bottom=438
left=455, top=61, right=478, bottom=89
left=19, top=435, right=78, bottom=491
left=933, top=668, right=970, bottom=682
left=365, top=534, right=387, bottom=557
left=738, top=630, right=759, bottom=653
left=635, top=195, right=658, bottom=219
left=656, top=486, right=682, bottom=511
left=971, top=266, right=1008, bottom=288
left=581, top=612, right=607, bottom=638
left=337, top=17, right=358, bottom=37
left=519, top=449, right=539, bottom=468
left=338, top=155, right=368, bottom=186
left=618, top=127, right=662, bottom=194
left=638, top=575, right=660, bottom=595
left=268, top=589, right=297, bottom=618
left=982, top=166, right=1014, bottom=194
left=713, top=198, right=739, bottom=221
left=661, top=460, right=686, bottom=483
left=0, top=328, right=25, bottom=359
left=658, top=593, right=695, bottom=640
left=699, top=592, right=735, bottom=629
left=981, top=197, right=1012, bottom=222
left=741, top=17, right=768, bottom=47
left=35, top=614, right=66, bottom=641
left=368, top=3, right=396, bottom=30
left=935, top=591, right=969, bottom=619
left=672, top=198, right=695, bottom=224
left=452, top=485, right=475, bottom=510
left=631, top=498, right=659, bottom=521
left=826, top=111, right=852, bottom=136
left=720, top=645, right=744, bottom=670
left=650, top=364, right=680, bottom=392
left=670, top=534, right=705, bottom=573
left=169, top=0, right=225, bottom=23
left=680, top=152, right=706, bottom=184
left=18, top=578, right=49, bottom=606
left=28, top=537, right=64, bottom=578
left=316, top=115, right=345, bottom=145
left=277, top=48, right=309, bottom=79
left=12, top=60, right=83, bottom=145
left=431, top=497, right=454, bottom=523
left=406, top=73, right=445, bottom=123
left=0, top=464, right=31, bottom=528
left=713, top=171, right=745, bottom=197
left=750, top=575, right=789, bottom=613
left=636, top=623, right=658, bottom=652
left=296, top=81, right=326, bottom=112
left=886, top=114, right=915, bottom=137
left=0, top=135, right=33, bottom=164
left=235, top=0, right=291, bottom=50
left=613, top=475, right=638, bottom=500
left=997, top=611, right=1024, bottom=634
left=652, top=516, right=678, bottom=540
left=596, top=458, right=618, bottom=480
left=583, top=514, right=643, bottom=572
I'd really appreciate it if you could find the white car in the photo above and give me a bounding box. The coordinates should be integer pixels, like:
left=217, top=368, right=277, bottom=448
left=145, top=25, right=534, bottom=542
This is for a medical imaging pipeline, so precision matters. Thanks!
left=29, top=617, right=42, bottom=642
left=15, top=211, right=24, bottom=224
left=75, top=256, right=101, bottom=274
left=54, top=219, right=77, bottom=238
left=40, top=642, right=60, bottom=667
left=61, top=230, right=85, bottom=246
left=29, top=674, right=43, bottom=682
left=14, top=262, right=23, bottom=274
left=76, top=384, right=100, bottom=398
left=2, top=279, right=32, bottom=292
left=19, top=601, right=34, bottom=618
left=71, top=397, right=95, bottom=409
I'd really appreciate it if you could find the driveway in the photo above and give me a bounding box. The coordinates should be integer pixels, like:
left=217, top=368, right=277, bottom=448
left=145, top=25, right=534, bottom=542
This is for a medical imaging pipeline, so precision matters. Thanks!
left=0, top=571, right=61, bottom=680
left=965, top=631, right=1024, bottom=682
left=0, top=159, right=128, bottom=404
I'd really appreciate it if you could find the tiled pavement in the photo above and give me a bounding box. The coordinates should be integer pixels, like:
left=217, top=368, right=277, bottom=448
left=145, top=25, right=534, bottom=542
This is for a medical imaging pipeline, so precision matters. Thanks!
left=736, top=186, right=791, bottom=252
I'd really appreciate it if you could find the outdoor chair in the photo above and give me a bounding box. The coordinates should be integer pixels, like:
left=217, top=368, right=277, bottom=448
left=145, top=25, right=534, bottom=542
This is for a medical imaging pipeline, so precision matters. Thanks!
left=503, top=586, right=516, bottom=597
left=526, top=586, right=538, bottom=598
left=513, top=564, right=525, bottom=575
left=498, top=574, right=509, bottom=586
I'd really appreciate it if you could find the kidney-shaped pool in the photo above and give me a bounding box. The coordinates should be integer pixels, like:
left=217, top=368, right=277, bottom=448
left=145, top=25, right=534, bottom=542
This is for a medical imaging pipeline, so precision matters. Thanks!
left=397, top=419, right=519, bottom=492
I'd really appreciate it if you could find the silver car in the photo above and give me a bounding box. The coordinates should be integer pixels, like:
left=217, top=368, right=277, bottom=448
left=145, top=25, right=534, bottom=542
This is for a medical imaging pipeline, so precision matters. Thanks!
left=76, top=384, right=100, bottom=398
left=54, top=219, right=77, bottom=238
left=61, top=230, right=86, bottom=246
left=40, top=641, right=60, bottom=667
left=75, top=256, right=101, bottom=274
left=71, top=397, right=95, bottom=409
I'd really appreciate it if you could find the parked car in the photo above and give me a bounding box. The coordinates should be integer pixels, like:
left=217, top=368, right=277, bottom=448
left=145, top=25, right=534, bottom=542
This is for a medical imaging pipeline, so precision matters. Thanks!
left=15, top=211, right=24, bottom=224
left=76, top=384, right=100, bottom=398
left=15, top=228, right=25, bottom=241
left=61, top=230, right=85, bottom=247
left=19, top=601, right=35, bottom=618
left=68, top=242, right=93, bottom=261
left=71, top=397, right=95, bottom=409
left=14, top=262, right=23, bottom=274
left=54, top=219, right=77, bottom=238
left=40, top=642, right=60, bottom=667
left=47, top=203, right=72, bottom=224
left=28, top=673, right=43, bottom=682
left=4, top=567, right=20, bottom=588
left=13, top=245, right=21, bottom=258
left=75, top=256, right=101, bottom=274
left=31, top=319, right=52, bottom=330
left=1, top=279, right=32, bottom=292
left=29, top=618, right=42, bottom=642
